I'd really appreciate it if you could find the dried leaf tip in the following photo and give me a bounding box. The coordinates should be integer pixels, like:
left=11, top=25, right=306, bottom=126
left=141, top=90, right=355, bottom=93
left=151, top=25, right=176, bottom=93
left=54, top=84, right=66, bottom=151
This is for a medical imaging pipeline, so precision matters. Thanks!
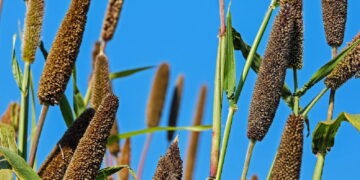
left=91, top=54, right=112, bottom=110
left=247, top=5, right=293, bottom=141
left=269, top=114, right=304, bottom=180
left=38, top=0, right=91, bottom=105
left=325, top=32, right=360, bottom=89
left=167, top=74, right=184, bottom=142
left=22, top=0, right=44, bottom=63
left=153, top=137, right=183, bottom=180
left=321, top=0, right=347, bottom=47
left=64, top=94, right=119, bottom=179
left=38, top=108, right=95, bottom=180
left=146, top=63, right=170, bottom=128
left=101, top=0, right=124, bottom=42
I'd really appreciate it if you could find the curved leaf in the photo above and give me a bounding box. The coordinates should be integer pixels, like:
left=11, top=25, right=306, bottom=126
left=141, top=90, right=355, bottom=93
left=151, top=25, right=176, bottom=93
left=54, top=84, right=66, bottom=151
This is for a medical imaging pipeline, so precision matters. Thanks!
left=109, top=66, right=154, bottom=80
left=11, top=34, right=23, bottom=92
left=0, top=123, right=17, bottom=180
left=96, top=165, right=136, bottom=180
left=223, top=10, right=236, bottom=99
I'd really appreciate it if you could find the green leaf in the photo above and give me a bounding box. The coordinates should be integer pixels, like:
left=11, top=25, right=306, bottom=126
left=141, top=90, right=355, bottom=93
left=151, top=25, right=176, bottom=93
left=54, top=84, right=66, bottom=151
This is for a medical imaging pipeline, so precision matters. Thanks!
left=107, top=125, right=212, bottom=145
left=109, top=66, right=154, bottom=80
left=95, top=165, right=136, bottom=180
left=59, top=96, right=74, bottom=127
left=312, top=113, right=360, bottom=154
left=0, top=147, right=41, bottom=180
left=297, top=39, right=360, bottom=96
left=72, top=67, right=86, bottom=118
left=11, top=34, right=23, bottom=92
left=223, top=10, right=236, bottom=99
left=0, top=123, right=17, bottom=180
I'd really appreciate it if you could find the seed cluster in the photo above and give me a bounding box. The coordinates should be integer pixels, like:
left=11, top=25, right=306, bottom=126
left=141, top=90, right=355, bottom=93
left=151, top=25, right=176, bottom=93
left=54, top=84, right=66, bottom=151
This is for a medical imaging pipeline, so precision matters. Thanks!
left=321, top=0, right=347, bottom=47
left=101, top=0, right=124, bottom=41
left=269, top=114, right=304, bottom=180
left=146, top=63, right=170, bottom=127
left=38, top=0, right=91, bottom=105
left=247, top=4, right=294, bottom=141
left=108, top=119, right=120, bottom=156
left=22, top=0, right=44, bottom=63
left=153, top=138, right=183, bottom=180
left=167, top=75, right=184, bottom=142
left=325, top=32, right=360, bottom=89
left=63, top=94, right=119, bottom=179
left=1, top=102, right=20, bottom=132
left=91, top=54, right=112, bottom=110
left=38, top=108, right=95, bottom=180
left=118, top=138, right=131, bottom=180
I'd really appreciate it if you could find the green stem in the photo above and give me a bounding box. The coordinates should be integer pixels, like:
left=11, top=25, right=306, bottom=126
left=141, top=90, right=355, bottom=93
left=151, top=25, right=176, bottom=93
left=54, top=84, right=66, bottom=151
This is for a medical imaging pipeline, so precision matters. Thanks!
left=301, top=88, right=329, bottom=117
left=312, top=153, right=325, bottom=180
left=293, top=68, right=299, bottom=115
left=84, top=85, right=92, bottom=106
left=18, top=62, right=31, bottom=159
left=241, top=139, right=256, bottom=180
left=215, top=106, right=236, bottom=180
left=266, top=152, right=277, bottom=180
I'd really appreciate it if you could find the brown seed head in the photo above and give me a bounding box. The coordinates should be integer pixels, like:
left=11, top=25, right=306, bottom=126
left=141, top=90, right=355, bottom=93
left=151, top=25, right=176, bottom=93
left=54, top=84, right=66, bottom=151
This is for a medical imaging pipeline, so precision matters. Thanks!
left=247, top=5, right=293, bottom=141
left=146, top=63, right=170, bottom=127
left=38, top=108, right=95, bottom=180
left=1, top=102, right=20, bottom=133
left=91, top=54, right=112, bottom=110
left=325, top=32, right=360, bottom=89
left=250, top=175, right=259, bottom=180
left=107, top=120, right=120, bottom=156
left=64, top=94, right=119, bottom=179
left=184, top=85, right=207, bottom=180
left=153, top=137, right=183, bottom=180
left=101, top=0, right=124, bottom=41
left=117, top=138, right=131, bottom=180
left=269, top=114, right=304, bottom=180
left=22, top=0, right=44, bottom=63
left=321, top=0, right=347, bottom=47
left=37, top=0, right=91, bottom=105
left=167, top=74, right=184, bottom=142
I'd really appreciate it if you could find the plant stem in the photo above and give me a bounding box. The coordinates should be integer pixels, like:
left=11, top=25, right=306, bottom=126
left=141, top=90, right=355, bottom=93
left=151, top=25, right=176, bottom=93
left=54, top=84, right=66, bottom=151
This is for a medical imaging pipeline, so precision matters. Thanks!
left=219, top=0, right=225, bottom=36
left=137, top=133, right=153, bottom=180
left=312, top=153, right=325, bottom=180
left=28, top=104, right=49, bottom=167
left=215, top=106, right=236, bottom=180
left=301, top=88, right=329, bottom=117
left=18, top=62, right=31, bottom=159
left=241, top=139, right=256, bottom=180
left=326, top=47, right=337, bottom=121
left=84, top=86, right=92, bottom=106
left=293, top=68, right=299, bottom=115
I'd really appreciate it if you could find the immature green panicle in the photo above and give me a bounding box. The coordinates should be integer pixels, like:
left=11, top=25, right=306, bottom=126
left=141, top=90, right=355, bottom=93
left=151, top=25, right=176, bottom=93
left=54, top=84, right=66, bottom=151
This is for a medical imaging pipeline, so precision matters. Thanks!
left=247, top=4, right=293, bottom=141
left=146, top=63, right=170, bottom=127
left=321, top=0, right=347, bottom=47
left=101, top=0, right=124, bottom=41
left=153, top=137, right=183, bottom=180
left=38, top=108, right=95, bottom=180
left=64, top=94, right=119, bottom=179
left=269, top=114, right=304, bottom=180
left=22, top=0, right=44, bottom=63
left=167, top=74, right=184, bottom=142
left=38, top=0, right=91, bottom=105
left=281, top=0, right=304, bottom=69
left=91, top=54, right=112, bottom=110
left=325, top=32, right=360, bottom=89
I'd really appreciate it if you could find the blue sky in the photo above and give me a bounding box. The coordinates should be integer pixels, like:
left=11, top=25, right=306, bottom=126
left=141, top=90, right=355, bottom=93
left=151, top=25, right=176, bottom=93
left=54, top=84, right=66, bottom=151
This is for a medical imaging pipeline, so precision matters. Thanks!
left=0, top=0, right=359, bottom=179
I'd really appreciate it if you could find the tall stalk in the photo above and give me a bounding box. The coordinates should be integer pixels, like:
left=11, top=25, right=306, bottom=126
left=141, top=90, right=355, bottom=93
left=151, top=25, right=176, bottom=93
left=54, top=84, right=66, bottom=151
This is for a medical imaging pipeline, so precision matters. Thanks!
left=215, top=0, right=278, bottom=179
left=18, top=62, right=31, bottom=159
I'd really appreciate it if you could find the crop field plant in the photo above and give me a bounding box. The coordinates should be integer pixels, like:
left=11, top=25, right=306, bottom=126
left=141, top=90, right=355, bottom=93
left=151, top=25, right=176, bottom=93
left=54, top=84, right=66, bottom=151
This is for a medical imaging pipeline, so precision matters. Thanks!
left=0, top=0, right=359, bottom=180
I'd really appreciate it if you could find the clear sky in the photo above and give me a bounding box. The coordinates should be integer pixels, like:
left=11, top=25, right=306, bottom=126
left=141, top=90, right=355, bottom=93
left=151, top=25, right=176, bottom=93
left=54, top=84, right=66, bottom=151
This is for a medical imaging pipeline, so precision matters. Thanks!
left=0, top=0, right=359, bottom=179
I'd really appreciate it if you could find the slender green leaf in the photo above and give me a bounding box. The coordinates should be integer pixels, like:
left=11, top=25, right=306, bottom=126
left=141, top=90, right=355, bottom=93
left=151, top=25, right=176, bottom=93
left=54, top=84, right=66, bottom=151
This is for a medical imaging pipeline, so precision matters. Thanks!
left=0, top=123, right=17, bottom=180
left=59, top=96, right=74, bottom=127
left=223, top=10, right=236, bottom=99
left=312, top=113, right=360, bottom=154
left=297, top=39, right=360, bottom=96
left=109, top=66, right=154, bottom=80
left=107, top=125, right=212, bottom=145
left=29, top=72, right=38, bottom=169
left=0, top=147, right=41, bottom=180
left=11, top=34, right=23, bottom=92
left=95, top=165, right=136, bottom=180
left=72, top=67, right=86, bottom=118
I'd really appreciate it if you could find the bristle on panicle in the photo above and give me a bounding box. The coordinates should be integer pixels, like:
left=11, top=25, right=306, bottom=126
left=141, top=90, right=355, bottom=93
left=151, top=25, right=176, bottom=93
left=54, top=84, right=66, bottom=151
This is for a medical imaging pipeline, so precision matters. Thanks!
left=37, top=108, right=95, bottom=180
left=321, top=0, right=347, bottom=47
left=107, top=120, right=120, bottom=156
left=22, top=0, right=44, bottom=63
left=153, top=137, right=183, bottom=180
left=91, top=54, right=112, bottom=110
left=38, top=0, right=91, bottom=105
left=117, top=138, right=131, bottom=180
left=269, top=114, right=304, bottom=180
left=325, top=32, right=360, bottom=89
left=101, top=0, right=124, bottom=41
left=247, top=5, right=294, bottom=141
left=146, top=63, right=170, bottom=127
left=63, top=94, right=119, bottom=179
left=1, top=102, right=20, bottom=133
left=167, top=74, right=184, bottom=142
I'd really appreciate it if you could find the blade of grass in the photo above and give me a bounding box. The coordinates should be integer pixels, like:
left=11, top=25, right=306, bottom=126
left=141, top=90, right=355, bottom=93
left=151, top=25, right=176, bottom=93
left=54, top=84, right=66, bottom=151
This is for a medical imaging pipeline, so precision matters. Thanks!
left=96, top=165, right=136, bottom=180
